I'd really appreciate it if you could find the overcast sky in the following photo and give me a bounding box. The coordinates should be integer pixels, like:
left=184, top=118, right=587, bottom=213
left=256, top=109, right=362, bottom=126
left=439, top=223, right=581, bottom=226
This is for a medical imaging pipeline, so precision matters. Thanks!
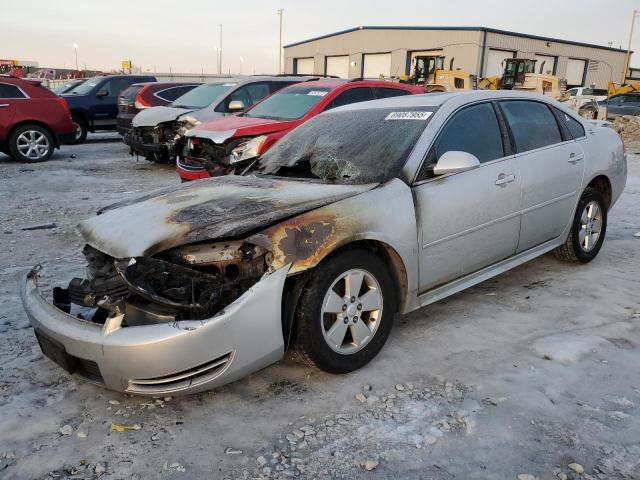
left=1, top=0, right=639, bottom=75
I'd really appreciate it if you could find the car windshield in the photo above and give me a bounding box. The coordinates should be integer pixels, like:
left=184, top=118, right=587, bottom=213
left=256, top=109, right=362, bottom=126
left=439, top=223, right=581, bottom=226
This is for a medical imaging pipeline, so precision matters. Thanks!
left=66, top=77, right=102, bottom=95
left=253, top=107, right=435, bottom=184
left=245, top=86, right=333, bottom=120
left=171, top=82, right=236, bottom=109
left=53, top=81, right=81, bottom=94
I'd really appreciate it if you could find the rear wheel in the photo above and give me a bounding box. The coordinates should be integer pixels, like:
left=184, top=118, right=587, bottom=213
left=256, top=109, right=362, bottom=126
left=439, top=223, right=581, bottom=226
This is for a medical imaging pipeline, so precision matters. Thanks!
left=8, top=124, right=54, bottom=162
left=70, top=115, right=88, bottom=144
left=293, top=249, right=397, bottom=373
left=553, top=187, right=607, bottom=263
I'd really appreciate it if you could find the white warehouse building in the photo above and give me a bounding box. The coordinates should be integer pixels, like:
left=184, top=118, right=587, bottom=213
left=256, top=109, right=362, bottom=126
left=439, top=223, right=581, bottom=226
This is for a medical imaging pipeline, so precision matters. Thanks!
left=283, top=26, right=630, bottom=89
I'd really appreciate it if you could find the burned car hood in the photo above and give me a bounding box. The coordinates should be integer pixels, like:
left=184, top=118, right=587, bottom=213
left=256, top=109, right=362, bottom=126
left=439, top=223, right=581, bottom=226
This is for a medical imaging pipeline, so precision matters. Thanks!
left=185, top=116, right=297, bottom=143
left=132, top=106, right=196, bottom=127
left=80, top=175, right=376, bottom=259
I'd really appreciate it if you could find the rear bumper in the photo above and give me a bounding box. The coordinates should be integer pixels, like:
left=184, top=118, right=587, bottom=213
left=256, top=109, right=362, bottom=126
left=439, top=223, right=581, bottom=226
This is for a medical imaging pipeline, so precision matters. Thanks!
left=22, top=264, right=289, bottom=395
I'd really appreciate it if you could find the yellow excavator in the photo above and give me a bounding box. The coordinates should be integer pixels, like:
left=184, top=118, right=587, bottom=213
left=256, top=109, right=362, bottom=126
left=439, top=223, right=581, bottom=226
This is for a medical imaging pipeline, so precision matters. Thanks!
left=478, top=58, right=565, bottom=99
left=607, top=80, right=640, bottom=97
left=400, top=56, right=563, bottom=98
left=399, top=55, right=475, bottom=92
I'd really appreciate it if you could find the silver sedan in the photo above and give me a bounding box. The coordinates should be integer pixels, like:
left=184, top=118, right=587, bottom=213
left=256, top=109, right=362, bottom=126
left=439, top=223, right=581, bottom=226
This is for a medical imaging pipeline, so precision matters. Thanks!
left=22, top=91, right=627, bottom=395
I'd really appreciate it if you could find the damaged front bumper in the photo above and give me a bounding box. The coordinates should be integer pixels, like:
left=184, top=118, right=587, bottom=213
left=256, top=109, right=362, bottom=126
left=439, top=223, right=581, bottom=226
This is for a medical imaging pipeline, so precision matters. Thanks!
left=22, top=264, right=289, bottom=395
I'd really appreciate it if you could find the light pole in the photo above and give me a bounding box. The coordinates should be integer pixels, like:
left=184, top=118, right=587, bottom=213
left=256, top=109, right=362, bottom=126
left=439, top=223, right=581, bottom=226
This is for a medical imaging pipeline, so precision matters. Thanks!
left=623, top=10, right=639, bottom=84
left=219, top=24, right=223, bottom=75
left=277, top=8, right=283, bottom=74
left=73, top=43, right=79, bottom=71
left=214, top=47, right=221, bottom=75
left=239, top=56, right=244, bottom=75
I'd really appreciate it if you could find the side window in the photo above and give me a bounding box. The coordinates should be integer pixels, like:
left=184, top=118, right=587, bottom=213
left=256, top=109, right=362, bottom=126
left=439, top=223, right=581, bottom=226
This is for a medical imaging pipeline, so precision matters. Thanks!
left=500, top=101, right=562, bottom=153
left=374, top=87, right=410, bottom=99
left=0, top=83, right=26, bottom=98
left=561, top=112, right=586, bottom=139
left=157, top=86, right=184, bottom=102
left=623, top=94, right=640, bottom=104
left=326, top=87, right=374, bottom=109
left=226, top=82, right=271, bottom=110
left=435, top=103, right=504, bottom=163
left=98, top=79, right=130, bottom=96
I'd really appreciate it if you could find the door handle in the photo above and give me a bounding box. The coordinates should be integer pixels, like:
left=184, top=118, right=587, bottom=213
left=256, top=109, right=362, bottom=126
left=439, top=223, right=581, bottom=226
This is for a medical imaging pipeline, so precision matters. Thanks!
left=495, top=173, right=515, bottom=186
left=0, top=104, right=9, bottom=108
left=568, top=152, right=584, bottom=164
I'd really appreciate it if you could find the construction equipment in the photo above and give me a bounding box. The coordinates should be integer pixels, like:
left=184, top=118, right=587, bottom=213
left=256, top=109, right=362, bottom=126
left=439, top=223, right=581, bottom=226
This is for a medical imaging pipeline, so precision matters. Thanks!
left=478, top=58, right=565, bottom=99
left=399, top=55, right=475, bottom=92
left=607, top=80, right=640, bottom=97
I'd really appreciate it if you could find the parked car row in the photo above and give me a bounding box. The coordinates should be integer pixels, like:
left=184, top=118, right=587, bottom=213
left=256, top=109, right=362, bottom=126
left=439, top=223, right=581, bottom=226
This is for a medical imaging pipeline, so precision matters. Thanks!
left=21, top=89, right=626, bottom=395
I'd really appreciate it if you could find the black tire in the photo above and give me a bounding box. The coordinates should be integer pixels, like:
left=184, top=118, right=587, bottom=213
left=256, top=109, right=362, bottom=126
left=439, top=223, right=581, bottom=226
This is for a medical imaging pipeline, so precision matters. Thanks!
left=553, top=187, right=607, bottom=263
left=293, top=249, right=397, bottom=373
left=8, top=124, right=54, bottom=163
left=69, top=115, right=88, bottom=144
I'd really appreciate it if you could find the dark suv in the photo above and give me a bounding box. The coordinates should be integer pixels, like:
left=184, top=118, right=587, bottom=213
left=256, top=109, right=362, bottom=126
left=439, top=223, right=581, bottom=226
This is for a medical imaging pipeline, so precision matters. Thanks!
left=62, top=74, right=156, bottom=143
left=124, top=76, right=314, bottom=163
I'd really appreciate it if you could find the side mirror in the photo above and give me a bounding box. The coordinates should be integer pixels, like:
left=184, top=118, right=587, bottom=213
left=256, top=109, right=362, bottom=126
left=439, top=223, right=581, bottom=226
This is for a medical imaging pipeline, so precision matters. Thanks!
left=433, top=151, right=480, bottom=176
left=96, top=89, right=109, bottom=98
left=228, top=100, right=245, bottom=112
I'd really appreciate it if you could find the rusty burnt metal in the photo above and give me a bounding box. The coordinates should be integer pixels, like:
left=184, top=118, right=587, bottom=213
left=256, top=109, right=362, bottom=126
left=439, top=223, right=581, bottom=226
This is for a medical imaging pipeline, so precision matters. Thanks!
left=81, top=175, right=376, bottom=259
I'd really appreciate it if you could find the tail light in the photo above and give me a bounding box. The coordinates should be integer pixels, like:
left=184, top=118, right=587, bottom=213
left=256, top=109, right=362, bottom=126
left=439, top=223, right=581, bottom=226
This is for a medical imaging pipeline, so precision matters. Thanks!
left=134, top=86, right=152, bottom=109
left=56, top=97, right=71, bottom=117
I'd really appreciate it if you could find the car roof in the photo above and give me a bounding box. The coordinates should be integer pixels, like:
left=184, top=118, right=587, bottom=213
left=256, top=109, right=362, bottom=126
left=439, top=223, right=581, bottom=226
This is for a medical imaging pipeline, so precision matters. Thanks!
left=281, top=78, right=421, bottom=90
left=332, top=89, right=565, bottom=111
left=203, top=75, right=322, bottom=86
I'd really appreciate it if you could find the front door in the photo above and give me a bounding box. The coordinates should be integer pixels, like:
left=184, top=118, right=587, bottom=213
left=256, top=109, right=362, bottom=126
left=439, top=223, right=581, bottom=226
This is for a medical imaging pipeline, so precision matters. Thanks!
left=498, top=100, right=586, bottom=252
left=414, top=102, right=522, bottom=292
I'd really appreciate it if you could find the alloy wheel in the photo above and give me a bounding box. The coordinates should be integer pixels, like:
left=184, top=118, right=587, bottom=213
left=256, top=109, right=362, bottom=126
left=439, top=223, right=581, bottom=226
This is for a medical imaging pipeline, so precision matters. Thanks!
left=16, top=130, right=50, bottom=160
left=579, top=200, right=603, bottom=252
left=320, top=269, right=383, bottom=355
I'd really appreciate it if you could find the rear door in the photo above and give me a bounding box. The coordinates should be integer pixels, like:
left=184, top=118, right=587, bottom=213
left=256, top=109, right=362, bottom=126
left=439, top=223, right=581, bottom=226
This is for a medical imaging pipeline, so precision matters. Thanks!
left=499, top=100, right=585, bottom=252
left=414, top=102, right=522, bottom=291
left=0, top=82, right=25, bottom=142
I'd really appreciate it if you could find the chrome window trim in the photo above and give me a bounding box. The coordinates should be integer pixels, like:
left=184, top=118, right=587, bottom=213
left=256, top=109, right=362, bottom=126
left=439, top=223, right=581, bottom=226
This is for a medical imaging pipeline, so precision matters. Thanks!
left=153, top=85, right=199, bottom=102
left=0, top=82, right=30, bottom=99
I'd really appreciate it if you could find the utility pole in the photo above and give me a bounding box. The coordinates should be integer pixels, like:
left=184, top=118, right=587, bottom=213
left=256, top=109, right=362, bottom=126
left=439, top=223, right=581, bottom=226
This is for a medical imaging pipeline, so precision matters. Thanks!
left=73, top=43, right=79, bottom=71
left=623, top=10, right=638, bottom=84
left=219, top=24, right=223, bottom=75
left=277, top=8, right=283, bottom=74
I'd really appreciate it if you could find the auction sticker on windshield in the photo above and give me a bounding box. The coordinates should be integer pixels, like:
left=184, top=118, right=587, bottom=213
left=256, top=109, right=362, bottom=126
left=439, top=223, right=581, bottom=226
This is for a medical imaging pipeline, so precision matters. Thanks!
left=307, top=91, right=328, bottom=96
left=385, top=111, right=433, bottom=120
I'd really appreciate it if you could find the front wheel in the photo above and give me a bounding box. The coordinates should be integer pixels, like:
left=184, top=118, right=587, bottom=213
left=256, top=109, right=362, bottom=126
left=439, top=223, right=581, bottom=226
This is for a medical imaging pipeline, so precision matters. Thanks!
left=553, top=187, right=607, bottom=263
left=8, top=124, right=54, bottom=162
left=293, top=249, right=397, bottom=373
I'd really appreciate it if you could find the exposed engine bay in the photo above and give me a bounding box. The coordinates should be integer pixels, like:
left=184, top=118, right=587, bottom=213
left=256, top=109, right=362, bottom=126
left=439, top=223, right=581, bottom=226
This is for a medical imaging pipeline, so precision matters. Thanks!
left=53, top=241, right=269, bottom=326
left=180, top=137, right=249, bottom=177
left=129, top=116, right=200, bottom=163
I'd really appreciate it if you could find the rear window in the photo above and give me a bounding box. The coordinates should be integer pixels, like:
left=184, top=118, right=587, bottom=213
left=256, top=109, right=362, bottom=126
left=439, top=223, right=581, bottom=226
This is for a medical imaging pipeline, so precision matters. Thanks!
left=0, top=83, right=27, bottom=98
left=156, top=85, right=198, bottom=102
left=244, top=86, right=333, bottom=120
left=171, top=82, right=236, bottom=109
left=374, top=87, right=411, bottom=99
left=500, top=100, right=562, bottom=153
left=255, top=106, right=435, bottom=184
left=120, top=85, right=143, bottom=103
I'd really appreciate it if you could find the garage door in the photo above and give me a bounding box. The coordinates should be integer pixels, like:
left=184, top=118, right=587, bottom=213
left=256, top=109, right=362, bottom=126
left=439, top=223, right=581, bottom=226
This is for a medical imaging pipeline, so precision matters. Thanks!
left=486, top=49, right=515, bottom=77
left=363, top=53, right=391, bottom=79
left=566, top=58, right=587, bottom=87
left=535, top=55, right=556, bottom=75
left=295, top=58, right=314, bottom=75
left=326, top=56, right=349, bottom=78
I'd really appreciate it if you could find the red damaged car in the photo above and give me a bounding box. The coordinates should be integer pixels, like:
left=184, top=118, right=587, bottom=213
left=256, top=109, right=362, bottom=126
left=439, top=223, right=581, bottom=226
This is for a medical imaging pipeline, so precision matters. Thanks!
left=177, top=79, right=424, bottom=181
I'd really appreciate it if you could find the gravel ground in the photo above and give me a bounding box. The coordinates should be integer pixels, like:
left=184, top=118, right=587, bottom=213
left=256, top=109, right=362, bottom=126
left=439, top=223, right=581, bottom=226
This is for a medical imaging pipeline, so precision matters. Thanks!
left=0, top=135, right=639, bottom=480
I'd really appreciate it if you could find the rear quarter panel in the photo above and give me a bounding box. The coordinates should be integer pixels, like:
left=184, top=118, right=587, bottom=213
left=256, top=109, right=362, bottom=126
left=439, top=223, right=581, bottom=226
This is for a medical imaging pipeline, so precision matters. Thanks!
left=581, top=124, right=627, bottom=207
left=12, top=98, right=75, bottom=137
